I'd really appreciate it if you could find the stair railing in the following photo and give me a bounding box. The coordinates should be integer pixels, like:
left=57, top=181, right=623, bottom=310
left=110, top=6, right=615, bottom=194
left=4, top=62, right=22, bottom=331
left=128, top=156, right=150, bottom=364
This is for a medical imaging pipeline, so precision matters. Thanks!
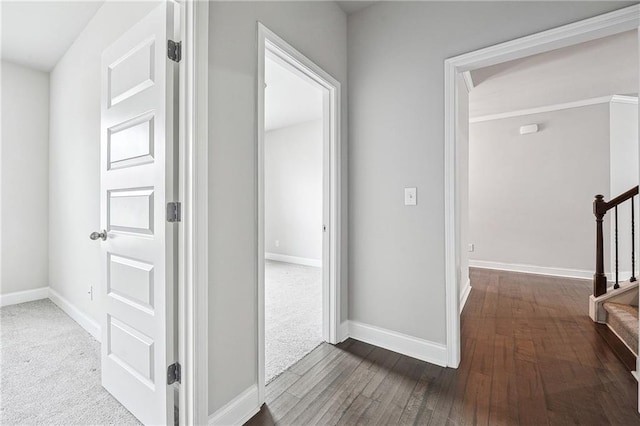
left=593, top=185, right=639, bottom=297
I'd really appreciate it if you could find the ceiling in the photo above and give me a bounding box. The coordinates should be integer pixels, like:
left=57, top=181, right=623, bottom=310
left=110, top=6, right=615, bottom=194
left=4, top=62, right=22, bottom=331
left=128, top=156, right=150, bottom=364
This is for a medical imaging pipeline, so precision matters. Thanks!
left=1, top=1, right=104, bottom=71
left=265, top=57, right=323, bottom=132
left=336, top=1, right=378, bottom=15
left=469, top=30, right=639, bottom=118
left=0, top=0, right=377, bottom=73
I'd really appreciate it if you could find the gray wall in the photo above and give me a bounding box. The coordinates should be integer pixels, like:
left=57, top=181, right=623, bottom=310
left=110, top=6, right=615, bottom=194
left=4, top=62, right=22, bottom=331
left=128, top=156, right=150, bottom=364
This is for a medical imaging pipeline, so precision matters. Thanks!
left=49, top=1, right=158, bottom=324
left=347, top=1, right=634, bottom=344
left=208, top=1, right=347, bottom=414
left=469, top=30, right=638, bottom=118
left=609, top=101, right=639, bottom=276
left=0, top=61, right=49, bottom=296
left=468, top=104, right=611, bottom=271
left=265, top=120, right=323, bottom=261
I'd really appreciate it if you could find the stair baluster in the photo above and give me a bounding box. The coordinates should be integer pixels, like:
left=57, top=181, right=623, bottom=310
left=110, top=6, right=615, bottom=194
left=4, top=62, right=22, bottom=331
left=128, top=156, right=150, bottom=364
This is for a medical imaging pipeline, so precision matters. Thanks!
left=631, top=196, right=636, bottom=283
left=592, top=186, right=639, bottom=297
left=615, top=205, right=619, bottom=289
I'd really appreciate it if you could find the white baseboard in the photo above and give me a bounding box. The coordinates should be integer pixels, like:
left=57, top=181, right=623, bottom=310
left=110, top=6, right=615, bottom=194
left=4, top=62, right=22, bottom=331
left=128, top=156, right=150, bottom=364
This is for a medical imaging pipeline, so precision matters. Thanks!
left=265, top=252, right=321, bottom=268
left=347, top=321, right=447, bottom=367
left=0, top=286, right=49, bottom=307
left=338, top=321, right=349, bottom=343
left=460, top=279, right=471, bottom=313
left=469, top=260, right=593, bottom=280
left=209, top=384, right=259, bottom=426
left=48, top=288, right=101, bottom=342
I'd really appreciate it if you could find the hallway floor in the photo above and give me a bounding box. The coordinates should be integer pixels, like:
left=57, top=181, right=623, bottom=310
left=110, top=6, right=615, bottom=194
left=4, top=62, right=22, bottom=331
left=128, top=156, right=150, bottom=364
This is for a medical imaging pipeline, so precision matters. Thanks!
left=0, top=299, right=139, bottom=425
left=248, top=268, right=640, bottom=425
left=266, top=260, right=323, bottom=383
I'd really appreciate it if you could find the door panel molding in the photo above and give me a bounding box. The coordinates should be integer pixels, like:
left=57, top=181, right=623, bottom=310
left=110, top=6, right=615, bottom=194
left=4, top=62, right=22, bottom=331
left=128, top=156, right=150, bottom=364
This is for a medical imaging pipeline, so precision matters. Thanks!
left=100, top=3, right=176, bottom=424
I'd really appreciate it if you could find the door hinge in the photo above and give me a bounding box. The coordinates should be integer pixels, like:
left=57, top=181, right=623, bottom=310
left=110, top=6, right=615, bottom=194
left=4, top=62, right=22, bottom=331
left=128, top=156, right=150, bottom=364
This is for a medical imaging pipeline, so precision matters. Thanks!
left=167, top=202, right=181, bottom=223
left=167, top=40, right=181, bottom=63
left=167, top=362, right=181, bottom=385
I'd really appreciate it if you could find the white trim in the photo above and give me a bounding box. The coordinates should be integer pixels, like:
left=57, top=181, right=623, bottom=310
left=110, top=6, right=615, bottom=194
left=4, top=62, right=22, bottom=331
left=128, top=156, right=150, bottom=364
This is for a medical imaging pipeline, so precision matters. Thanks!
left=462, top=71, right=474, bottom=92
left=178, top=0, right=209, bottom=424
left=470, top=95, right=638, bottom=123
left=0, top=287, right=49, bottom=307
left=459, top=279, right=471, bottom=313
left=452, top=6, right=639, bottom=74
left=588, top=280, right=638, bottom=322
left=257, top=23, right=342, bottom=406
left=444, top=4, right=640, bottom=370
left=444, top=59, right=460, bottom=368
left=257, top=25, right=267, bottom=408
left=265, top=252, right=322, bottom=268
left=208, top=385, right=259, bottom=426
left=469, top=260, right=594, bottom=280
left=338, top=321, right=350, bottom=343
left=348, top=321, right=447, bottom=367
left=48, top=288, right=101, bottom=342
left=611, top=94, right=639, bottom=105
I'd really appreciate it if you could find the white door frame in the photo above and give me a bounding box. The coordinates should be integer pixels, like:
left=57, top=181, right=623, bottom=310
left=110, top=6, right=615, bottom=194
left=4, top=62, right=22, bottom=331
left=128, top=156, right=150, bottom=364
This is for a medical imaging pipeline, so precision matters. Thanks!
left=257, top=23, right=342, bottom=404
left=178, top=0, right=209, bottom=424
left=444, top=5, right=640, bottom=368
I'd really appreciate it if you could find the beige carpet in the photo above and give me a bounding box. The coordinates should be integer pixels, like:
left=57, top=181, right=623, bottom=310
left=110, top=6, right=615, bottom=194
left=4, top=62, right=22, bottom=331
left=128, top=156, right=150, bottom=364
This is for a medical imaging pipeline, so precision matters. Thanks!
left=265, top=260, right=323, bottom=383
left=604, top=301, right=639, bottom=355
left=0, top=299, right=139, bottom=425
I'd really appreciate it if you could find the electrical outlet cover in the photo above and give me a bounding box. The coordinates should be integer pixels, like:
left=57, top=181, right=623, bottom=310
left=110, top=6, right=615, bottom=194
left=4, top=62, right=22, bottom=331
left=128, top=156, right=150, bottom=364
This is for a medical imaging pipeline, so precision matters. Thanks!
left=404, top=187, right=417, bottom=205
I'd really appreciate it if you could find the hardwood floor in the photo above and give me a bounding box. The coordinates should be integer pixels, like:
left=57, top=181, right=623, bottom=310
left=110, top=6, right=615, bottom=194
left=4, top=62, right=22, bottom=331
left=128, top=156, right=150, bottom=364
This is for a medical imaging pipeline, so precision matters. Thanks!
left=246, top=269, right=640, bottom=425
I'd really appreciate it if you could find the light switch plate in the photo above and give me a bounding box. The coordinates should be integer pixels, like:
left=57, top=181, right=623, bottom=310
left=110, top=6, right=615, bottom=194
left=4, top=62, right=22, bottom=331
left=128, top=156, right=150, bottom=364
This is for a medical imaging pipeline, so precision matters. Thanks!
left=405, top=187, right=417, bottom=205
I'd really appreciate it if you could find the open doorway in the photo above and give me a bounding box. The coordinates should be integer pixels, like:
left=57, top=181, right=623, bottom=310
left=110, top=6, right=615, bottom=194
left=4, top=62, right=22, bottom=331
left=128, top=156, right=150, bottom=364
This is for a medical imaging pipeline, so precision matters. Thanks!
left=263, top=52, right=324, bottom=382
left=467, top=31, right=638, bottom=281
left=463, top=29, right=639, bottom=375
left=444, top=6, right=638, bottom=366
left=257, top=24, right=341, bottom=399
left=444, top=3, right=639, bottom=382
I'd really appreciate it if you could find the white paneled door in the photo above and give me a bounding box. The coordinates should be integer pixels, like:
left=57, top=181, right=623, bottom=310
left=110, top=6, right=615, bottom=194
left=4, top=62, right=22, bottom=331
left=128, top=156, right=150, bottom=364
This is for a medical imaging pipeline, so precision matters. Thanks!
left=99, top=3, right=178, bottom=425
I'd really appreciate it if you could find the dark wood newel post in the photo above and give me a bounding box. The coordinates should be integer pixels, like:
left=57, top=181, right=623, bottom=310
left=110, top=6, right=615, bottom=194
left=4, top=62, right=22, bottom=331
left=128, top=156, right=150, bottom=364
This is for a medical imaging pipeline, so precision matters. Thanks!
left=594, top=194, right=607, bottom=297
